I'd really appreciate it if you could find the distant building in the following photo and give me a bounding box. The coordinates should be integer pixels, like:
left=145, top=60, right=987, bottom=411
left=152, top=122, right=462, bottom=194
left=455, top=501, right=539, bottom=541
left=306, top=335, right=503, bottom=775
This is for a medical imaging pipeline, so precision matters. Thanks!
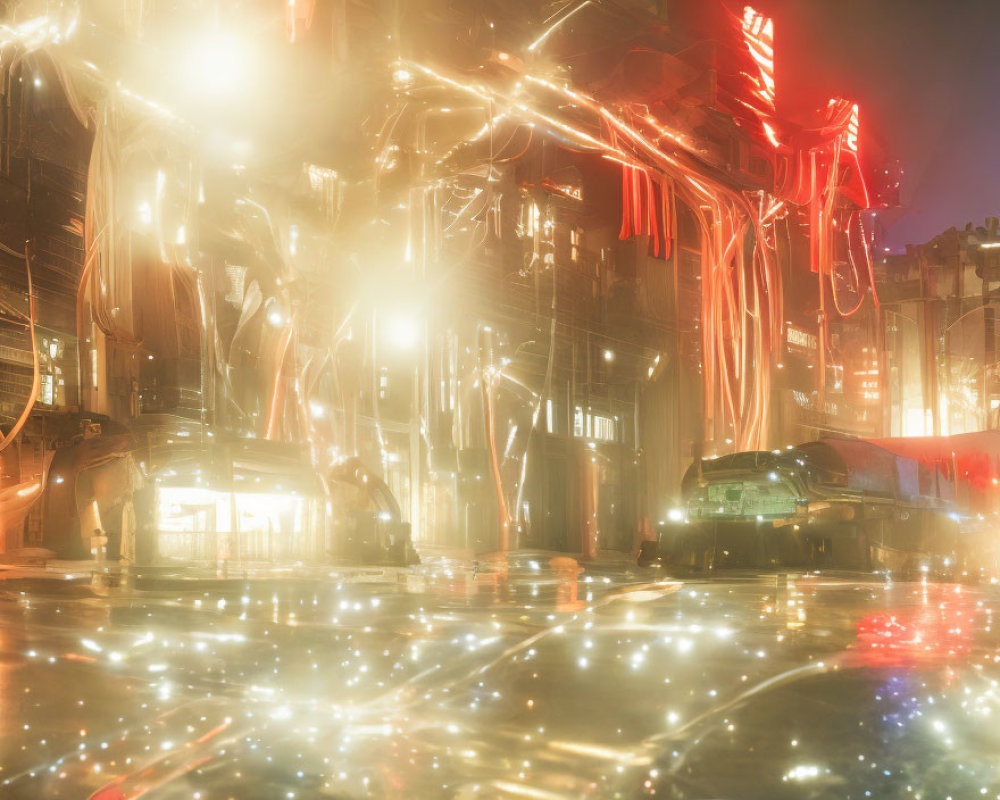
left=878, top=217, right=1000, bottom=437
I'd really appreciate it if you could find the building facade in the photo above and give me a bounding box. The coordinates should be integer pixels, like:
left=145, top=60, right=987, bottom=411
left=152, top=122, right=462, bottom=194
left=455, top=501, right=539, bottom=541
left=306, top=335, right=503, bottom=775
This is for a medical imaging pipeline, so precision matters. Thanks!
left=880, top=218, right=1000, bottom=439
left=0, top=0, right=881, bottom=558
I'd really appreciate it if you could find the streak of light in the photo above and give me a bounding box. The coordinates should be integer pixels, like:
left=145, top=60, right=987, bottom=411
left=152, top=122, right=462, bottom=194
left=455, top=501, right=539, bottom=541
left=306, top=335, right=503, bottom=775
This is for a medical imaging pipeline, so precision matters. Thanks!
left=527, top=1, right=592, bottom=52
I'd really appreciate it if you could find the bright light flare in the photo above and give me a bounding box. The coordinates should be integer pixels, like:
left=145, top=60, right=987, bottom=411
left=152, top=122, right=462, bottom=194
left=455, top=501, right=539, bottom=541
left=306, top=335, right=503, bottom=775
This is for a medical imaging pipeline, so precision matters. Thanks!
left=182, top=30, right=251, bottom=97
left=387, top=316, right=419, bottom=350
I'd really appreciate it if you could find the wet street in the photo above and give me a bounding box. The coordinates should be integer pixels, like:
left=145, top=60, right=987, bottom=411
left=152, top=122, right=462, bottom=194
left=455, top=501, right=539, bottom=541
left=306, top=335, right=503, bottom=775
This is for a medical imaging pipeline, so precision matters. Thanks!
left=1, top=558, right=999, bottom=799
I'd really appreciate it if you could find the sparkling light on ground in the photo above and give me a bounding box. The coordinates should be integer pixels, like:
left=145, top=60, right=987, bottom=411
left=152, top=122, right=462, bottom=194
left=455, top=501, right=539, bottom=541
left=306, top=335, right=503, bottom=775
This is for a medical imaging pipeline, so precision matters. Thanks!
left=1, top=558, right=999, bottom=799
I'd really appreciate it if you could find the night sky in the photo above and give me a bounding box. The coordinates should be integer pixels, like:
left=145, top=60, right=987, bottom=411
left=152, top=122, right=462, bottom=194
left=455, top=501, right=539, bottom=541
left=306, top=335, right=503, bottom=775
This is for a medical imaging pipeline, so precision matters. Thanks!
left=755, top=0, right=999, bottom=250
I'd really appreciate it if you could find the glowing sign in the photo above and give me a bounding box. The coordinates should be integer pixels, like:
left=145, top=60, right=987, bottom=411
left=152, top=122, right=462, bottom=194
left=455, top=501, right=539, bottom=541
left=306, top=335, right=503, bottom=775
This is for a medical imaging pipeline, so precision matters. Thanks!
left=786, top=325, right=817, bottom=350
left=741, top=6, right=775, bottom=111
left=845, top=103, right=859, bottom=153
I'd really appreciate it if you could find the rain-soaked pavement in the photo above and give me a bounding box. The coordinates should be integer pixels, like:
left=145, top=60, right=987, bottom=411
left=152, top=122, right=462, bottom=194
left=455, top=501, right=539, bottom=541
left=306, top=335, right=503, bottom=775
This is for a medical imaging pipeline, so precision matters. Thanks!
left=1, top=555, right=999, bottom=799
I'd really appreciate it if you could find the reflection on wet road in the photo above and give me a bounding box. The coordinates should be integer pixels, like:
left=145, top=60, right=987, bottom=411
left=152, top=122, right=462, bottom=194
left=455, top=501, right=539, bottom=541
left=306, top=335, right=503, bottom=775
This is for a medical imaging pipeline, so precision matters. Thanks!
left=1, top=558, right=999, bottom=799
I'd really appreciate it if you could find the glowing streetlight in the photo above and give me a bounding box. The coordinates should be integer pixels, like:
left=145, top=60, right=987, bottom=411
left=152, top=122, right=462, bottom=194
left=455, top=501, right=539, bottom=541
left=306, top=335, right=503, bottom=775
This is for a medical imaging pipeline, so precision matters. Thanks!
left=265, top=298, right=287, bottom=327
left=386, top=316, right=419, bottom=350
left=182, top=30, right=251, bottom=97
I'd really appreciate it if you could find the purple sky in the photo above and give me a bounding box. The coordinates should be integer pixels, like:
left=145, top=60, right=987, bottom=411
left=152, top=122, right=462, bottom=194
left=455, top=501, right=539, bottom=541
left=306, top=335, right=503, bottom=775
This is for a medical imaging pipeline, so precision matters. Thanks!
left=754, top=0, right=999, bottom=250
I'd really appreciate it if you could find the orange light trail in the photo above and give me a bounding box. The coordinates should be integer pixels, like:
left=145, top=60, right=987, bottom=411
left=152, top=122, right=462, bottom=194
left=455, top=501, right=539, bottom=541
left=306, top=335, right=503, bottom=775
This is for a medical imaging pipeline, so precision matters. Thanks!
left=392, top=14, right=877, bottom=454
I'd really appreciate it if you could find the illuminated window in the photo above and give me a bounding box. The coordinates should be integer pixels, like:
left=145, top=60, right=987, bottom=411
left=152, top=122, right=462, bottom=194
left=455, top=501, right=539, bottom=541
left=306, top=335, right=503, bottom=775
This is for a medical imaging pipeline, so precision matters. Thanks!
left=570, top=228, right=582, bottom=263
left=590, top=414, right=617, bottom=442
left=523, top=201, right=540, bottom=237
left=40, top=374, right=54, bottom=406
left=572, top=408, right=618, bottom=442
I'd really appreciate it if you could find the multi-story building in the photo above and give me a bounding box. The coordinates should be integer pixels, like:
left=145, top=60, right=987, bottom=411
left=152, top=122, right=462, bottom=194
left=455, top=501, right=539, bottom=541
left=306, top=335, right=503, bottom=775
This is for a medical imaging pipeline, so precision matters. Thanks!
left=879, top=217, right=1000, bottom=439
left=0, top=0, right=881, bottom=559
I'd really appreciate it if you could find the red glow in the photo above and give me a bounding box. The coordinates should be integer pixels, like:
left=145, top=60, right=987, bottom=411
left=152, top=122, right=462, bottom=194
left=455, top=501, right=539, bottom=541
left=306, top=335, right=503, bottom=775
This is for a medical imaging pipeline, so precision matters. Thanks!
left=761, top=120, right=781, bottom=149
left=865, top=431, right=1000, bottom=491
left=618, top=165, right=671, bottom=260
left=742, top=7, right=776, bottom=111
left=853, top=592, right=980, bottom=666
left=846, top=103, right=860, bottom=153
